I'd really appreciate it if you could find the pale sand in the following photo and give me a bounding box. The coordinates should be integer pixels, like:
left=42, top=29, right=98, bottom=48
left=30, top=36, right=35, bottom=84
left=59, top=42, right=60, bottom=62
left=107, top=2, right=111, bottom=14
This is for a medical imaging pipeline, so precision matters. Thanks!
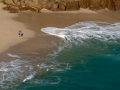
left=0, top=3, right=35, bottom=54
left=0, top=3, right=120, bottom=55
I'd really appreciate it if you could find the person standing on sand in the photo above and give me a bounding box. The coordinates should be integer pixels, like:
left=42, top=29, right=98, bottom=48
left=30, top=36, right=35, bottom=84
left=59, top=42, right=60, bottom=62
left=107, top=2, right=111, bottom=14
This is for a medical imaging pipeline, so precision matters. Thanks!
left=18, top=30, right=21, bottom=37
left=18, top=30, right=23, bottom=37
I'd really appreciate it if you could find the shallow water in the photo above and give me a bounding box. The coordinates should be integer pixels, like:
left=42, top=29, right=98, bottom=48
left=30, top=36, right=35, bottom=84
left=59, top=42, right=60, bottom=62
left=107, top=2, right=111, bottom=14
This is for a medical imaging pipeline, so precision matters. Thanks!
left=1, top=21, right=120, bottom=90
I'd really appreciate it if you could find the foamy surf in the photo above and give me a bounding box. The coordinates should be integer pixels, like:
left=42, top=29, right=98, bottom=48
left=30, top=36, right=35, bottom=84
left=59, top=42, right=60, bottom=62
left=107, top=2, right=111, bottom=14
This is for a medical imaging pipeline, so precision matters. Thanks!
left=0, top=21, right=120, bottom=89
left=0, top=50, right=68, bottom=89
left=41, top=27, right=66, bottom=38
left=23, top=74, right=34, bottom=82
left=0, top=57, right=38, bottom=89
left=41, top=21, right=120, bottom=41
left=40, top=22, right=116, bottom=74
left=7, top=53, right=20, bottom=58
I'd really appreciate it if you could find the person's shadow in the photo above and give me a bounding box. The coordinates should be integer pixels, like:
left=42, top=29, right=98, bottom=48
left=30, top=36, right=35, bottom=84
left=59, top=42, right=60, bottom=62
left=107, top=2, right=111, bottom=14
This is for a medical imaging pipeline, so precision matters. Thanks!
left=21, top=33, right=24, bottom=37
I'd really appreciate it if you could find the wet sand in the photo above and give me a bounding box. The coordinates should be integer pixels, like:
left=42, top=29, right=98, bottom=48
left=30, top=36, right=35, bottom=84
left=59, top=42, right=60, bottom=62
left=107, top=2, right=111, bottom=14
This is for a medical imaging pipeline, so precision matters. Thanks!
left=0, top=3, right=120, bottom=57
left=0, top=3, right=35, bottom=54
left=9, top=9, right=120, bottom=56
left=0, top=4, right=120, bottom=88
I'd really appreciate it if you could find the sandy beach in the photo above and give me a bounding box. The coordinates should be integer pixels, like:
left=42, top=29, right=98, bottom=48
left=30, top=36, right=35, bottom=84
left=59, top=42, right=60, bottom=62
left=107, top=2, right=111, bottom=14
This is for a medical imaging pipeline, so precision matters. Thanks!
left=0, top=3, right=120, bottom=55
left=0, top=2, right=120, bottom=89
left=0, top=3, right=36, bottom=54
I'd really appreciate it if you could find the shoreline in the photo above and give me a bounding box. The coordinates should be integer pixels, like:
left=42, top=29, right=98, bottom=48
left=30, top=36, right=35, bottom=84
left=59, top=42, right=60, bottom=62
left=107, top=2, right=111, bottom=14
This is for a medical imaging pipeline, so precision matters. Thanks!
left=0, top=3, right=120, bottom=88
left=1, top=3, right=120, bottom=56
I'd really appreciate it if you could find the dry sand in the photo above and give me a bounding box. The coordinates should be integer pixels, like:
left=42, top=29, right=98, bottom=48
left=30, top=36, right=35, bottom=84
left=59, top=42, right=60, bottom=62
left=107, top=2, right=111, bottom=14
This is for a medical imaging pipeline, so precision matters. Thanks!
left=0, top=3, right=35, bottom=54
left=0, top=3, right=120, bottom=55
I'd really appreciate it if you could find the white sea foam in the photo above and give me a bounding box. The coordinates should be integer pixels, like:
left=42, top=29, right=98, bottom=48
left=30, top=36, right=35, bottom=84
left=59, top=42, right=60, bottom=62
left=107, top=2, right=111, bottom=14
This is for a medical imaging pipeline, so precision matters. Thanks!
left=39, top=21, right=120, bottom=74
left=0, top=68, right=7, bottom=72
left=0, top=58, right=37, bottom=89
left=1, top=21, right=119, bottom=89
left=23, top=74, right=34, bottom=82
left=36, top=21, right=120, bottom=86
left=7, top=53, right=20, bottom=58
left=41, top=21, right=120, bottom=41
left=41, top=27, right=66, bottom=38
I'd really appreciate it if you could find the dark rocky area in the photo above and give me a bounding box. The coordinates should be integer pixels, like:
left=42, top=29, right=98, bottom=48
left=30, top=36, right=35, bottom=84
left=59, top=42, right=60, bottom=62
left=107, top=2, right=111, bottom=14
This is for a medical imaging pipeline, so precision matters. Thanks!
left=0, top=0, right=120, bottom=13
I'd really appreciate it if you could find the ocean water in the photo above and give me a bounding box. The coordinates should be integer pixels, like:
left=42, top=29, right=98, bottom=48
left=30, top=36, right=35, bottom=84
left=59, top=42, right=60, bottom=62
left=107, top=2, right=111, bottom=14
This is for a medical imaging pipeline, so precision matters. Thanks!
left=0, top=21, right=120, bottom=90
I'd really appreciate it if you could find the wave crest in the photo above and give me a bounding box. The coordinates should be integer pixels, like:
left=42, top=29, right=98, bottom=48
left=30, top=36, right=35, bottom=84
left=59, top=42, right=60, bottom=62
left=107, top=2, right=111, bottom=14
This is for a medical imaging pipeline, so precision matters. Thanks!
left=41, top=21, right=120, bottom=41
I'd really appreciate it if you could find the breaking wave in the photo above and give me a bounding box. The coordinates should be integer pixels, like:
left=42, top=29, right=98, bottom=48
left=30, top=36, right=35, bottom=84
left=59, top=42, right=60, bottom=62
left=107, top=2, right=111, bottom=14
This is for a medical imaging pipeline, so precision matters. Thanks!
left=41, top=21, right=120, bottom=41
left=13, top=21, right=120, bottom=90
left=0, top=21, right=120, bottom=89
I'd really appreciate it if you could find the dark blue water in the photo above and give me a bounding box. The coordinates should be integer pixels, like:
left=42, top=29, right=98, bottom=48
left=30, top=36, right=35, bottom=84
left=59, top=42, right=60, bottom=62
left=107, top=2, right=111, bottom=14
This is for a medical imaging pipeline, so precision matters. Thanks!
left=12, top=39, right=120, bottom=90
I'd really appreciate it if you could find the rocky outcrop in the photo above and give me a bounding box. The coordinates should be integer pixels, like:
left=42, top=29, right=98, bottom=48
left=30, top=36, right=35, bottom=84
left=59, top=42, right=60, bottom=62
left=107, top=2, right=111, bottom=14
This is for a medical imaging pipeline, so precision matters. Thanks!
left=0, top=0, right=2, bottom=3
left=79, top=0, right=117, bottom=10
left=1, top=0, right=120, bottom=13
left=66, top=1, right=80, bottom=11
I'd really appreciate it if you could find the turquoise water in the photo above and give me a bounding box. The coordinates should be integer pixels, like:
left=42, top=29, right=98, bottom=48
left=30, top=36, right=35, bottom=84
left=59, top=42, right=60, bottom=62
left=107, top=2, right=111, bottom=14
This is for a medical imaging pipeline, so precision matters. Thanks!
left=1, top=21, right=120, bottom=90
left=13, top=38, right=120, bottom=90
